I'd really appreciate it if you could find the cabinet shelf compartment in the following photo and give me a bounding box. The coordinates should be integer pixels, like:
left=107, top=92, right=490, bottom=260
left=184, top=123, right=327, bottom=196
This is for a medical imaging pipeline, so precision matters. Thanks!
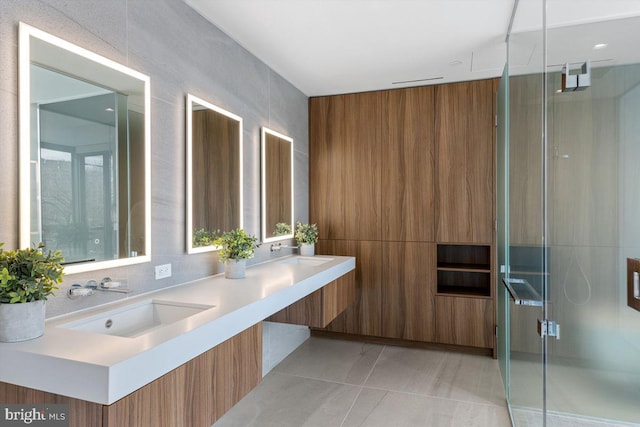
left=437, top=244, right=490, bottom=271
left=436, top=270, right=491, bottom=297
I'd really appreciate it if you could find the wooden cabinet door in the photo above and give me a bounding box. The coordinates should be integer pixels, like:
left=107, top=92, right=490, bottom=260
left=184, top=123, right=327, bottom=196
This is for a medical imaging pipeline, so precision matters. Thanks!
left=382, top=87, right=435, bottom=242
left=310, top=92, right=382, bottom=241
left=435, top=80, right=495, bottom=243
left=310, top=95, right=347, bottom=240
left=266, top=271, right=356, bottom=328
left=435, top=296, right=494, bottom=348
left=381, top=242, right=435, bottom=342
left=317, top=240, right=383, bottom=336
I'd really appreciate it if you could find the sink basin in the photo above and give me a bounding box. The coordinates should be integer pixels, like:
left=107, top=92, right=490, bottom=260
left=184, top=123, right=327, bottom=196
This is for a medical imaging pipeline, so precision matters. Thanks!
left=279, top=256, right=334, bottom=267
left=58, top=300, right=215, bottom=338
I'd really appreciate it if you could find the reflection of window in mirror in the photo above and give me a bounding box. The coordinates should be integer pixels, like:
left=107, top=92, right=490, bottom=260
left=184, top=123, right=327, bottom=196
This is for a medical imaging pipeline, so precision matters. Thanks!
left=19, top=22, right=151, bottom=274
left=261, top=128, right=293, bottom=243
left=186, top=94, right=243, bottom=253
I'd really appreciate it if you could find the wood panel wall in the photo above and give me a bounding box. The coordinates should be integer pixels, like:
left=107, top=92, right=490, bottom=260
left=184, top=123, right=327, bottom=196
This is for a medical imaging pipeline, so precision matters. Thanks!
left=309, top=93, right=383, bottom=241
left=310, top=79, right=497, bottom=351
left=383, top=87, right=436, bottom=242
left=435, top=80, right=495, bottom=244
left=317, top=240, right=383, bottom=337
left=381, top=242, right=435, bottom=342
left=435, top=296, right=494, bottom=348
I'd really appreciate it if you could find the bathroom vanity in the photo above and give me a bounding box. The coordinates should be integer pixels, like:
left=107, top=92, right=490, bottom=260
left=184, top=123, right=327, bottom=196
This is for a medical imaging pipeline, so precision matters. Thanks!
left=0, top=255, right=355, bottom=427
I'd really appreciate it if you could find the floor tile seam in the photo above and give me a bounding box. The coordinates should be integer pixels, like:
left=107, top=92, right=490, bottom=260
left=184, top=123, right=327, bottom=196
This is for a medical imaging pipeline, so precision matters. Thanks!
left=358, top=384, right=509, bottom=410
left=270, top=370, right=367, bottom=388
left=338, top=385, right=365, bottom=427
left=361, top=344, right=387, bottom=385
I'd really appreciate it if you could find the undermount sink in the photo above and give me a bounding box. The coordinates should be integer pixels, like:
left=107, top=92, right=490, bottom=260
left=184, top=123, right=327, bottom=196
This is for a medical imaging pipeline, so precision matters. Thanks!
left=58, top=300, right=215, bottom=338
left=279, top=256, right=334, bottom=267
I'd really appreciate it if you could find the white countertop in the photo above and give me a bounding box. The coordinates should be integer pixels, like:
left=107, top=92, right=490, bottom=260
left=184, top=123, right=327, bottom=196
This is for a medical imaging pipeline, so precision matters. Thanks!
left=0, top=255, right=355, bottom=404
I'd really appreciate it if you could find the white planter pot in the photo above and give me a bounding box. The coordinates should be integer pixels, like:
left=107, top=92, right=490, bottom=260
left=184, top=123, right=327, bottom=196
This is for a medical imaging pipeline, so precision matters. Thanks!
left=225, top=259, right=247, bottom=279
left=0, top=300, right=46, bottom=342
left=300, top=243, right=315, bottom=257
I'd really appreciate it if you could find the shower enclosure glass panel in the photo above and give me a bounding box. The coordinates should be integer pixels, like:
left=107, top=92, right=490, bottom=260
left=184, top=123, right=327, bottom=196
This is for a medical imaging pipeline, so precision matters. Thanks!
left=505, top=0, right=640, bottom=425
left=544, top=10, right=640, bottom=425
left=496, top=64, right=510, bottom=402
left=506, top=0, right=546, bottom=424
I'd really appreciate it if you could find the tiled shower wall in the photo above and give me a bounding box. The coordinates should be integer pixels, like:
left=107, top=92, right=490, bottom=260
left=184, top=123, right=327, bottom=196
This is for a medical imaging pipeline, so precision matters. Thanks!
left=0, top=0, right=309, bottom=317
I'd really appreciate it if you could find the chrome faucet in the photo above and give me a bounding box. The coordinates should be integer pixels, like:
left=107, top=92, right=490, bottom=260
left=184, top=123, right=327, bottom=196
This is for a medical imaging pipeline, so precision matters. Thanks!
left=67, top=277, right=131, bottom=299
left=270, top=243, right=299, bottom=253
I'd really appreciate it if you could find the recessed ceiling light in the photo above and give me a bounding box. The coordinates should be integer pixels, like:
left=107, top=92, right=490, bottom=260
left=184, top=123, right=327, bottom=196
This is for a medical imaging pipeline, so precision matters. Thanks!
left=449, top=60, right=463, bottom=66
left=105, top=107, right=115, bottom=112
left=593, top=43, right=608, bottom=50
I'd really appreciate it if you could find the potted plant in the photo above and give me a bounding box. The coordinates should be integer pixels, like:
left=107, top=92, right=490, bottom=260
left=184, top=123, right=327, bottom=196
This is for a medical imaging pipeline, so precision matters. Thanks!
left=213, top=229, right=260, bottom=279
left=0, top=242, right=64, bottom=342
left=295, top=222, right=319, bottom=256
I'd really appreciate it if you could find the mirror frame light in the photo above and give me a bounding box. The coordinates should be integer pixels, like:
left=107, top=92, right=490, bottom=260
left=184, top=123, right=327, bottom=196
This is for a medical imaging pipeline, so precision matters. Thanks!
left=186, top=93, right=244, bottom=254
left=19, top=22, right=151, bottom=274
left=261, top=127, right=294, bottom=243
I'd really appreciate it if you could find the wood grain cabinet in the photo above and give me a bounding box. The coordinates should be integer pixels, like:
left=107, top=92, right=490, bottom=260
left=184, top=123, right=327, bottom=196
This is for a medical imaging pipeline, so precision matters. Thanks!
left=435, top=296, right=494, bottom=348
left=434, top=79, right=495, bottom=244
left=382, top=87, right=435, bottom=242
left=381, top=242, right=435, bottom=342
left=309, top=79, right=497, bottom=353
left=316, top=240, right=384, bottom=337
left=267, top=271, right=356, bottom=328
left=0, top=324, right=262, bottom=427
left=309, top=92, right=383, bottom=241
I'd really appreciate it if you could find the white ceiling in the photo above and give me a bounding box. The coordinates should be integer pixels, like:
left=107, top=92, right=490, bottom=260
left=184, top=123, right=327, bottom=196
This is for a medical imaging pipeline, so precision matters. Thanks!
left=185, top=0, right=640, bottom=97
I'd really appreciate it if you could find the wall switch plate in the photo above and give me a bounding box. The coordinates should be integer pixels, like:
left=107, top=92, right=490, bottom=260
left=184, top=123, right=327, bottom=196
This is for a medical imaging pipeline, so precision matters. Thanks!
left=155, top=264, right=172, bottom=280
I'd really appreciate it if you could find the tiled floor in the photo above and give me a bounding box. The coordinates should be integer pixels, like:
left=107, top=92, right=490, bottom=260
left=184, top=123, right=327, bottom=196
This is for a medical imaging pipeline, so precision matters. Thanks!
left=212, top=337, right=511, bottom=427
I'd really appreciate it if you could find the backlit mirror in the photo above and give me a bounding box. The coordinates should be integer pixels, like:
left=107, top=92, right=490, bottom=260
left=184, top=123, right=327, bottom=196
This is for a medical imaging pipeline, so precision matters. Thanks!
left=186, top=94, right=243, bottom=253
left=261, top=127, right=293, bottom=243
left=19, top=23, right=151, bottom=274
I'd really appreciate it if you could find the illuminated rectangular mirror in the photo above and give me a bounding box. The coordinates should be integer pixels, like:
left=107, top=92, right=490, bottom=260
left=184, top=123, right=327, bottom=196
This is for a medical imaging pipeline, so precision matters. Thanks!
left=19, top=23, right=151, bottom=274
left=261, top=127, right=293, bottom=243
left=186, top=94, right=243, bottom=253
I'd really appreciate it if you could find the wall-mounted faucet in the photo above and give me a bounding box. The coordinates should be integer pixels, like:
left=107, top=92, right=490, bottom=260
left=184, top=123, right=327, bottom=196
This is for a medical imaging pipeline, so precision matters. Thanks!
left=67, top=282, right=95, bottom=299
left=67, top=277, right=131, bottom=299
left=270, top=243, right=299, bottom=253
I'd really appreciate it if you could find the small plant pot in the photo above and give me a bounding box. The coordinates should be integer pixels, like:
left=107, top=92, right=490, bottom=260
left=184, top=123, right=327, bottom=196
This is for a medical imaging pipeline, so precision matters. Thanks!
left=225, top=259, right=246, bottom=279
left=0, top=300, right=46, bottom=342
left=299, top=243, right=315, bottom=257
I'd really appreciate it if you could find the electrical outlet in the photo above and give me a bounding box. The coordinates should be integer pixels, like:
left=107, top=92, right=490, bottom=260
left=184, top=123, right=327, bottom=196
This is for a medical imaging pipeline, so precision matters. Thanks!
left=155, top=263, right=172, bottom=280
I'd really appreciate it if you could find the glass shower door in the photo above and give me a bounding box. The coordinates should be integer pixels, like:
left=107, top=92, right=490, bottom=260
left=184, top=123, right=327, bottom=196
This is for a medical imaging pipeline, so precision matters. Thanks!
left=505, top=1, right=640, bottom=425
left=543, top=8, right=640, bottom=425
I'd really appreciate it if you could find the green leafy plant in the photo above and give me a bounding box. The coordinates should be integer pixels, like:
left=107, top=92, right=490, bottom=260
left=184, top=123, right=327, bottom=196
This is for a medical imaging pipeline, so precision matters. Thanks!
left=0, top=242, right=64, bottom=304
left=193, top=228, right=220, bottom=247
left=295, top=222, right=319, bottom=244
left=213, top=229, right=260, bottom=262
left=273, top=222, right=292, bottom=236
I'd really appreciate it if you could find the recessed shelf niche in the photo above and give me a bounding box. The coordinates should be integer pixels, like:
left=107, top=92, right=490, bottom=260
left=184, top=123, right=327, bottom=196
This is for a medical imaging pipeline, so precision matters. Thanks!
left=437, top=244, right=491, bottom=297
